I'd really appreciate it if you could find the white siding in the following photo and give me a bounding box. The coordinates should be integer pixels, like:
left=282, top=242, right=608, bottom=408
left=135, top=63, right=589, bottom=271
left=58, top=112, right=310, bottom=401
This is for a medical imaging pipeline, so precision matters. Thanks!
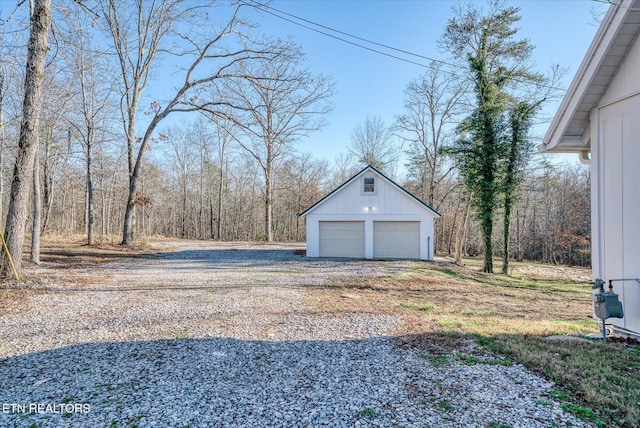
left=303, top=168, right=438, bottom=261
left=306, top=173, right=433, bottom=217
left=593, top=94, right=640, bottom=333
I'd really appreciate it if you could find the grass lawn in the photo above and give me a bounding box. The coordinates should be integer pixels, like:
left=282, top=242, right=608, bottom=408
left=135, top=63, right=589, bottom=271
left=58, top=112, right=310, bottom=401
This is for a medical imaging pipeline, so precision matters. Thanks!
left=313, top=258, right=640, bottom=427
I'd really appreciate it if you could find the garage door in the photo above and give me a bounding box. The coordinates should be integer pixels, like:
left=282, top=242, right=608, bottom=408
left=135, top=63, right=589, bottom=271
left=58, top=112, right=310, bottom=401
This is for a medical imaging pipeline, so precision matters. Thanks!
left=319, top=221, right=365, bottom=258
left=374, top=221, right=420, bottom=259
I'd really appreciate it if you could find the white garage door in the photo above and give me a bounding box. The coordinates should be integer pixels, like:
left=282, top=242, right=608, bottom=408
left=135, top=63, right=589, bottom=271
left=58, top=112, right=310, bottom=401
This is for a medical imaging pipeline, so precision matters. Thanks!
left=319, top=221, right=365, bottom=258
left=374, top=221, right=420, bottom=259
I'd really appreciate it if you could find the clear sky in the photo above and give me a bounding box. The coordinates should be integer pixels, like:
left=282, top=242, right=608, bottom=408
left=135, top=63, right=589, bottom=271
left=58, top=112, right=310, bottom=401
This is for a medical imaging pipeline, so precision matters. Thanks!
left=234, top=0, right=605, bottom=170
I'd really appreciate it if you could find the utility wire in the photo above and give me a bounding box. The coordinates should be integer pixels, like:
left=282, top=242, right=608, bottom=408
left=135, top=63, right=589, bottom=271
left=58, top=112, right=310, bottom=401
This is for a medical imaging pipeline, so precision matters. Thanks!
left=248, top=0, right=443, bottom=70
left=247, top=0, right=569, bottom=92
left=247, top=0, right=466, bottom=72
left=590, top=0, right=640, bottom=12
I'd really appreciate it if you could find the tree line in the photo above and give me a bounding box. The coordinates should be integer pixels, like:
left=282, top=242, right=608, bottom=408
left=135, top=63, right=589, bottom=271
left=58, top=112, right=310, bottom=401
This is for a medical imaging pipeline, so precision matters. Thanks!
left=0, top=0, right=590, bottom=278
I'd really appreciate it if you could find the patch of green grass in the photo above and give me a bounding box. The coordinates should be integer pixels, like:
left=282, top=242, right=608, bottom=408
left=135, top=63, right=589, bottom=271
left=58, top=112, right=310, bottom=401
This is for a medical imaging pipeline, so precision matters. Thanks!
left=478, top=334, right=640, bottom=427
left=440, top=259, right=591, bottom=294
left=488, top=423, right=512, bottom=428
left=436, top=316, right=499, bottom=334
left=453, top=351, right=512, bottom=367
left=440, top=401, right=454, bottom=411
left=360, top=406, right=376, bottom=419
left=464, top=309, right=494, bottom=317
left=425, top=353, right=448, bottom=366
left=431, top=267, right=474, bottom=282
left=561, top=403, right=607, bottom=427
left=552, top=318, right=598, bottom=330
left=248, top=281, right=269, bottom=287
left=549, top=389, right=572, bottom=401
left=400, top=301, right=435, bottom=312
left=380, top=272, right=414, bottom=281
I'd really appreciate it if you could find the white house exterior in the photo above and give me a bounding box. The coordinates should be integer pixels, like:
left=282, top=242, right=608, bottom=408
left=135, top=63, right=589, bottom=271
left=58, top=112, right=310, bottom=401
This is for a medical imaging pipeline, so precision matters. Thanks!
left=300, top=165, right=440, bottom=260
left=540, top=0, right=640, bottom=337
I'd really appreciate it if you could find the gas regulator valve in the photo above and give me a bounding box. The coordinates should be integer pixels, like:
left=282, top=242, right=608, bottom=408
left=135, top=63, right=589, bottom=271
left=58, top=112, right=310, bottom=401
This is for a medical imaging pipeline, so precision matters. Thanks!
left=591, top=278, right=624, bottom=320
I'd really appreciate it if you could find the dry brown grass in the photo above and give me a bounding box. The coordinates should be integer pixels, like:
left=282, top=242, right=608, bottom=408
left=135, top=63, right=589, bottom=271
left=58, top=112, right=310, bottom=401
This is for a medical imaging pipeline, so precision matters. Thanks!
left=35, top=234, right=153, bottom=269
left=305, top=263, right=596, bottom=338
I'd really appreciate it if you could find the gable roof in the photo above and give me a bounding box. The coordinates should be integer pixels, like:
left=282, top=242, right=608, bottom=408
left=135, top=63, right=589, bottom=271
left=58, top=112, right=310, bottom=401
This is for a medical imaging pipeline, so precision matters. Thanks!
left=299, top=164, right=441, bottom=217
left=540, top=0, right=640, bottom=153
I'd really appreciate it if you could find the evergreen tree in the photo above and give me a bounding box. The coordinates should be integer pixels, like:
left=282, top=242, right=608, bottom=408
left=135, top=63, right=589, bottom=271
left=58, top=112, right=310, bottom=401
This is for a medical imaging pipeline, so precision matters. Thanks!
left=441, top=2, right=544, bottom=273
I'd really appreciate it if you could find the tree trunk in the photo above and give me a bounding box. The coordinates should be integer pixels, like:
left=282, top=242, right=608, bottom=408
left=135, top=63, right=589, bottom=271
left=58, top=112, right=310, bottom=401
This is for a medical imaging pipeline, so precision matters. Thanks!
left=181, top=180, right=187, bottom=238
left=481, top=213, right=493, bottom=273
left=41, top=135, right=53, bottom=235
left=86, top=141, right=94, bottom=246
left=265, top=167, right=273, bottom=242
left=217, top=165, right=223, bottom=240
left=264, top=143, right=273, bottom=242
left=0, top=72, right=4, bottom=224
left=454, top=193, right=472, bottom=264
left=502, top=194, right=512, bottom=274
left=122, top=186, right=135, bottom=245
left=30, top=155, right=41, bottom=264
left=2, top=0, right=51, bottom=278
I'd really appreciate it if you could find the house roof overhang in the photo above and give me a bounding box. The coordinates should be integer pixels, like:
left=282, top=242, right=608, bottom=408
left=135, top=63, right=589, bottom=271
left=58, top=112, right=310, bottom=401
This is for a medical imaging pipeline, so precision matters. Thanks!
left=539, top=0, right=640, bottom=154
left=299, top=165, right=441, bottom=218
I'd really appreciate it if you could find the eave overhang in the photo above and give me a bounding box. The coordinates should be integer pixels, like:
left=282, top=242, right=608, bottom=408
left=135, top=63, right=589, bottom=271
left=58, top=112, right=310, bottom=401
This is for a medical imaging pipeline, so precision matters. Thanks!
left=540, top=0, right=640, bottom=154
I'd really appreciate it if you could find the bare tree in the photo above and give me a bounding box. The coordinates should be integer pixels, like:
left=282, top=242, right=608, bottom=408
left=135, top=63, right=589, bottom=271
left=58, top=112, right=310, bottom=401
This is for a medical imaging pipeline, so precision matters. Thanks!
left=275, top=153, right=329, bottom=241
left=349, top=115, right=396, bottom=173
left=164, top=123, right=199, bottom=238
left=329, top=152, right=358, bottom=188
left=2, top=0, right=51, bottom=278
left=99, top=1, right=280, bottom=245
left=396, top=63, right=465, bottom=207
left=205, top=111, right=235, bottom=240
left=63, top=8, right=116, bottom=245
left=217, top=39, right=335, bottom=242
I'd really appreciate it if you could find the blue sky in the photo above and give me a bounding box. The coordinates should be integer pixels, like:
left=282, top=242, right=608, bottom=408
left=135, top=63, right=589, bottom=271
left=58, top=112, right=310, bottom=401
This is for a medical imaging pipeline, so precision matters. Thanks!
left=236, top=0, right=605, bottom=169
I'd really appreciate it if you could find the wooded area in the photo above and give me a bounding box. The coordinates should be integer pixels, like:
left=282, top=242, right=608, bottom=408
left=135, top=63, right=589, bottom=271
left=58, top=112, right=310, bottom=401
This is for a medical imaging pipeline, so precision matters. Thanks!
left=0, top=1, right=591, bottom=277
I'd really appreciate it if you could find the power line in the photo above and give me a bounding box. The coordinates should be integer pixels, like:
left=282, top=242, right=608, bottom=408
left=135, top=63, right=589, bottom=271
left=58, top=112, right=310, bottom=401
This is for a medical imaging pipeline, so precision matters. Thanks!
left=247, top=0, right=444, bottom=70
left=247, top=0, right=568, bottom=92
left=247, top=0, right=466, bottom=73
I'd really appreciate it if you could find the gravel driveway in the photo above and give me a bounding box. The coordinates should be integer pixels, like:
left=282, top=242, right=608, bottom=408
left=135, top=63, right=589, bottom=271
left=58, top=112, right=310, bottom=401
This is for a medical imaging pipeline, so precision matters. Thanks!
left=0, top=241, right=593, bottom=427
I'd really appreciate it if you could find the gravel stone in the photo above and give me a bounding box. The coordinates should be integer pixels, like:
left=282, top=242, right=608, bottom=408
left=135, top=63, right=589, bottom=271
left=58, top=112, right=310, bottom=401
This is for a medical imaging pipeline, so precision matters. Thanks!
left=0, top=241, right=595, bottom=427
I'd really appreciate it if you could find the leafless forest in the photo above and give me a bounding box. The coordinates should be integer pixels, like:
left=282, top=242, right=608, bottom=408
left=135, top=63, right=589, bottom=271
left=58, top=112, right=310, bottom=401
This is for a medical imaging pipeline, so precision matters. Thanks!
left=0, top=1, right=591, bottom=275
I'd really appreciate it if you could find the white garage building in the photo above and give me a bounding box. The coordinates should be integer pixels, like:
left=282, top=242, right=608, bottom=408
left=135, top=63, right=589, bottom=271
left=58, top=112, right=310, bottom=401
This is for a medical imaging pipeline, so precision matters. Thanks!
left=300, top=165, right=440, bottom=260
